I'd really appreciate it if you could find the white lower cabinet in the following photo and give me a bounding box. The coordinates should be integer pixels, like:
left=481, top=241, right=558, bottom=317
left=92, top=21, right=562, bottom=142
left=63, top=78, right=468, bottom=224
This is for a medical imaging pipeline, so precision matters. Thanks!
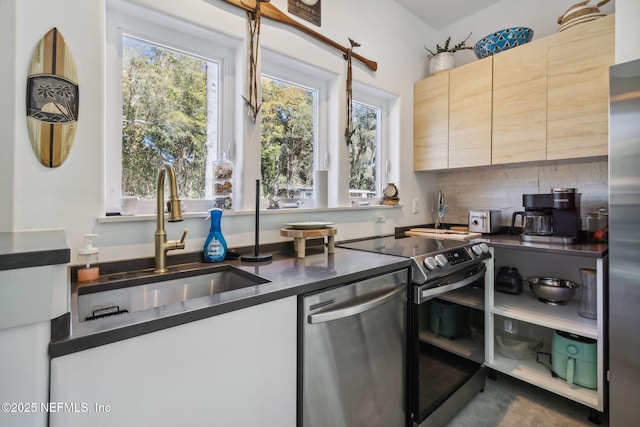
left=486, top=247, right=606, bottom=413
left=0, top=262, right=68, bottom=427
left=50, top=296, right=297, bottom=427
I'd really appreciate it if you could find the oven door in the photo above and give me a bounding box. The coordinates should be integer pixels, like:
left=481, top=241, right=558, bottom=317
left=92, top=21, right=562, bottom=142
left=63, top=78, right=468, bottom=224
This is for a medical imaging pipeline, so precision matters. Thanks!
left=410, top=263, right=487, bottom=427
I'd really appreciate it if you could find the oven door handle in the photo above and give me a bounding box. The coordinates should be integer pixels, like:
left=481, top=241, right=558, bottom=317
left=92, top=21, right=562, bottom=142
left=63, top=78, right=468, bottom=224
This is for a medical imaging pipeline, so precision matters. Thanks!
left=308, top=285, right=405, bottom=324
left=417, top=265, right=485, bottom=304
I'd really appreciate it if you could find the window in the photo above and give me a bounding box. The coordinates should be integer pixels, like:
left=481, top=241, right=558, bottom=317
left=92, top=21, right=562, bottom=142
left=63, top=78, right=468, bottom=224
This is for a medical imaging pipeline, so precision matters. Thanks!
left=260, top=75, right=316, bottom=201
left=106, top=9, right=395, bottom=215
left=349, top=101, right=381, bottom=201
left=105, top=10, right=234, bottom=214
left=120, top=35, right=217, bottom=200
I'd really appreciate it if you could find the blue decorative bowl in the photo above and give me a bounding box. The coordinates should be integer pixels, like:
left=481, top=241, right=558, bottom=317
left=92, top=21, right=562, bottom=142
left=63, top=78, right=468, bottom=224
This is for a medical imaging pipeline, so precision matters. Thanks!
left=473, top=27, right=534, bottom=59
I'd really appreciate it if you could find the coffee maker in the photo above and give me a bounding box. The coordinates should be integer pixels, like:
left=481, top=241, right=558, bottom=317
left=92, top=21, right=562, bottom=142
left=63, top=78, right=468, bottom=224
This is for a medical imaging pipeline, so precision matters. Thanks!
left=514, top=188, right=581, bottom=244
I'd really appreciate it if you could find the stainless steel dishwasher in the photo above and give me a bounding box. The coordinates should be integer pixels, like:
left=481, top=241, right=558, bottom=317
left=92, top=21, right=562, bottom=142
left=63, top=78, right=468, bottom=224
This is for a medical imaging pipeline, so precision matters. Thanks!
left=299, top=269, right=408, bottom=427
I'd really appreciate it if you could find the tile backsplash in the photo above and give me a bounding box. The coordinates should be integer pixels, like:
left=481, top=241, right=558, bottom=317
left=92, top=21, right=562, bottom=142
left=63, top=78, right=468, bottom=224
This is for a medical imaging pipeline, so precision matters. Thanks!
left=435, top=159, right=608, bottom=229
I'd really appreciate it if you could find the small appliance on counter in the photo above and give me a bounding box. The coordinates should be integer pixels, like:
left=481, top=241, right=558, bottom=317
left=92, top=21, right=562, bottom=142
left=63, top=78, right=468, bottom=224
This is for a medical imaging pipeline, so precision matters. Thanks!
left=469, top=209, right=502, bottom=234
left=511, top=188, right=581, bottom=244
left=551, top=330, right=597, bottom=389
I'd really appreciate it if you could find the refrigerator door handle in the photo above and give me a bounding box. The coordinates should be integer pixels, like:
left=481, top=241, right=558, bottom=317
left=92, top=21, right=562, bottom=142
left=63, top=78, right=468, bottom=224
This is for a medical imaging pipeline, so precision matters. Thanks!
left=308, top=284, right=405, bottom=324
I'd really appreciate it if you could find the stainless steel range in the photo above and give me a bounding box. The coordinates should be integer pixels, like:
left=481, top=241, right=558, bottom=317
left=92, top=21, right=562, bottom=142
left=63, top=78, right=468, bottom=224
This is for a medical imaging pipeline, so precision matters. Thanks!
left=338, top=235, right=491, bottom=427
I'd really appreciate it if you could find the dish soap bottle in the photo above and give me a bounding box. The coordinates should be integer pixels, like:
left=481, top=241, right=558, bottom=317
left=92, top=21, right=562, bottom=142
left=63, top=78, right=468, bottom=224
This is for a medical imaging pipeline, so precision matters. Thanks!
left=204, top=208, right=227, bottom=262
left=78, top=234, right=99, bottom=282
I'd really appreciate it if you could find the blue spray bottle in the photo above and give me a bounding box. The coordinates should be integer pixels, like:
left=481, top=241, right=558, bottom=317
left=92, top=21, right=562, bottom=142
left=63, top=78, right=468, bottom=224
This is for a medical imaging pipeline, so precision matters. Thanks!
left=204, top=208, right=227, bottom=262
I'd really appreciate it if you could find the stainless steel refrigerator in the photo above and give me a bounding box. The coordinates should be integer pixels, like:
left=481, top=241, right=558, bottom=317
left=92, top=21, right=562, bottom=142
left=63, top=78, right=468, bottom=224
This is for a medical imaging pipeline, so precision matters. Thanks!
left=609, top=58, right=640, bottom=425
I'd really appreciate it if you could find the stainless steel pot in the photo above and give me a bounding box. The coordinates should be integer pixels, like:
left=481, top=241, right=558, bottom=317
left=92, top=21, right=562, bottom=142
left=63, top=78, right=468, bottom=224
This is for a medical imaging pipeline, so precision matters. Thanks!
left=512, top=210, right=553, bottom=235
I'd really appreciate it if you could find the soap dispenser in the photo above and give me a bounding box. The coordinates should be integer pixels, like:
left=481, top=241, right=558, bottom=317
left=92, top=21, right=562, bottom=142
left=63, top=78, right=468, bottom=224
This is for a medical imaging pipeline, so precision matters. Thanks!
left=78, top=234, right=99, bottom=282
left=204, top=209, right=227, bottom=262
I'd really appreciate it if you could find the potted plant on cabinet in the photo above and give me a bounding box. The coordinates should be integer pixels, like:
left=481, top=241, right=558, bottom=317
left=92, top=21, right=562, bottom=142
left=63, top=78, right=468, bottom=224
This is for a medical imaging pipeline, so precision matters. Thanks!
left=424, top=33, right=473, bottom=75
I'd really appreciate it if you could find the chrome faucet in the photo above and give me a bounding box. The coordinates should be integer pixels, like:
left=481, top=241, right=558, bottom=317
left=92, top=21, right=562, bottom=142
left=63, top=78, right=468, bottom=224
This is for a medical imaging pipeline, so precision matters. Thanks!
left=155, top=163, right=188, bottom=273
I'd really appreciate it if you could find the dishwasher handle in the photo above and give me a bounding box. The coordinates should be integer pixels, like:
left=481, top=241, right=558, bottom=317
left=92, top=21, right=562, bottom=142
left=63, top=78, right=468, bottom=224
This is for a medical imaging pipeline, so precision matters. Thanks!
left=308, top=284, right=405, bottom=324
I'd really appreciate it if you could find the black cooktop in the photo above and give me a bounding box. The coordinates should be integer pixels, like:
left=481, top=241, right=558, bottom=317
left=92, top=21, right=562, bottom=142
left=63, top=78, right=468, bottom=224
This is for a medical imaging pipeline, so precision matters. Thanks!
left=337, top=236, right=467, bottom=258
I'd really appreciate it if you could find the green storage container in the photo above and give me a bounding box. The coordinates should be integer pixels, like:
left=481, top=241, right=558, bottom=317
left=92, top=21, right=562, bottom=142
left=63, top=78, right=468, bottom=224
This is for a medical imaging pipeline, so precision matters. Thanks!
left=551, top=330, right=597, bottom=389
left=429, top=299, right=468, bottom=338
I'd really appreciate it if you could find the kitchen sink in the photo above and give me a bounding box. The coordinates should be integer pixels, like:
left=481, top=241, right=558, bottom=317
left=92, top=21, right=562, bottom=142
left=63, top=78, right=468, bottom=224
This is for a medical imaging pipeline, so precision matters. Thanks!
left=77, top=265, right=269, bottom=322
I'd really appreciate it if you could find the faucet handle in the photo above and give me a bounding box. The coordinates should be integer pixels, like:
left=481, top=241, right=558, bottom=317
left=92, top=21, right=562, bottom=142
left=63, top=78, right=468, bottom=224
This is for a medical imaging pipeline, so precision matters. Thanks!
left=180, top=228, right=189, bottom=244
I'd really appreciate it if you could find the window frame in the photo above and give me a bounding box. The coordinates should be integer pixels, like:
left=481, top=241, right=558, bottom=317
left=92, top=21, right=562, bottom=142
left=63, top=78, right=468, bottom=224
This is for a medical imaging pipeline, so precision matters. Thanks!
left=351, top=85, right=391, bottom=201
left=105, top=9, right=236, bottom=214
left=104, top=6, right=395, bottom=216
left=259, top=50, right=332, bottom=208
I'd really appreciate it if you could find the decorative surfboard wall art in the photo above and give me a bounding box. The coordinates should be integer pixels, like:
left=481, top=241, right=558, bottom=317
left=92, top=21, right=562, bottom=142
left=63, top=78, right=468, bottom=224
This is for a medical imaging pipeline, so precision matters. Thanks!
left=26, top=28, right=79, bottom=168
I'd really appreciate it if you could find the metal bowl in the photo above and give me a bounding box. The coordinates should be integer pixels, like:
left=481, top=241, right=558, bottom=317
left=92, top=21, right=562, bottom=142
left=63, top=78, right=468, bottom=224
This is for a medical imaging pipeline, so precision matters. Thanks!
left=527, top=277, right=580, bottom=305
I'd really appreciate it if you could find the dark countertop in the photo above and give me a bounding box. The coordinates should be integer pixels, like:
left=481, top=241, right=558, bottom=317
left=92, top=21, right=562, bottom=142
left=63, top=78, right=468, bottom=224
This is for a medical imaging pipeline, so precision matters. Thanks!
left=50, top=246, right=411, bottom=357
left=48, top=230, right=607, bottom=357
left=0, top=229, right=70, bottom=270
left=478, top=234, right=608, bottom=258
left=394, top=224, right=608, bottom=258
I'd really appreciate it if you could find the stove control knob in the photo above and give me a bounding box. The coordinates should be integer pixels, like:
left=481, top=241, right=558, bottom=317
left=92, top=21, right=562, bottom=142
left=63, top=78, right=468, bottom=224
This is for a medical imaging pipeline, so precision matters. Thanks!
left=435, top=254, right=447, bottom=267
left=423, top=257, right=438, bottom=270
left=479, top=243, right=490, bottom=253
left=472, top=245, right=483, bottom=256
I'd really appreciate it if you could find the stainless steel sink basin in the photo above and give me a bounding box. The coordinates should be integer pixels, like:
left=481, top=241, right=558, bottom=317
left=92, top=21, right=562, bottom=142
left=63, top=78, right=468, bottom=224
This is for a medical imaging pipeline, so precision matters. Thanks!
left=77, top=265, right=269, bottom=322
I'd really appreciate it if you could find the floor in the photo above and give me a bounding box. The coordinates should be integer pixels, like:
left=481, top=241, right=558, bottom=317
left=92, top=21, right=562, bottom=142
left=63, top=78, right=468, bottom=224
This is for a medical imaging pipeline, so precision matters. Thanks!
left=448, top=372, right=607, bottom=427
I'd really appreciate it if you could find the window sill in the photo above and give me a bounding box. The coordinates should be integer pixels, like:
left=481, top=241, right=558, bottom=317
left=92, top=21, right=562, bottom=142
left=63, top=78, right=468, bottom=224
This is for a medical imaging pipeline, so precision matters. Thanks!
left=97, top=204, right=403, bottom=223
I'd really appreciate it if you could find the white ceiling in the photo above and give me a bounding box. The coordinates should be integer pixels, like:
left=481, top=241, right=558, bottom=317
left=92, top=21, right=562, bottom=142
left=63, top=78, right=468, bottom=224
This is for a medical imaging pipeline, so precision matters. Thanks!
left=394, top=0, right=503, bottom=30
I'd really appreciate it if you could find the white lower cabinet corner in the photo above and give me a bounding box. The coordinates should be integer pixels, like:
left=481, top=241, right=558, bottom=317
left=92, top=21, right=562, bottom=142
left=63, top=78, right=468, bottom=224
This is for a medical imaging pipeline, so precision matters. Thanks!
left=0, top=321, right=50, bottom=427
left=487, top=247, right=606, bottom=413
left=49, top=297, right=297, bottom=427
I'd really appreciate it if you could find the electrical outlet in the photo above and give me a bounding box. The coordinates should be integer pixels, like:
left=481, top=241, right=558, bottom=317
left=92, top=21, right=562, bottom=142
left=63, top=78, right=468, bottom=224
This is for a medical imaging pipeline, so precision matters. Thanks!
left=374, top=214, right=386, bottom=223
left=412, top=198, right=420, bottom=214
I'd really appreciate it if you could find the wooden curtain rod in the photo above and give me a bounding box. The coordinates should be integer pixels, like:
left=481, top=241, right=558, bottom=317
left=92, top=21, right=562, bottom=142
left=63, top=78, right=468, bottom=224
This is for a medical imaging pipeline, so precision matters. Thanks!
left=220, top=0, right=378, bottom=71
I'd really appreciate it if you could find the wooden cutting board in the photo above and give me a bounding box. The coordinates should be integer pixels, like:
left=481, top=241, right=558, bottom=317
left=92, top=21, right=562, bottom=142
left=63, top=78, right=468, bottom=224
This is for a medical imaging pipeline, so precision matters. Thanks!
left=405, top=228, right=482, bottom=240
left=26, top=28, right=79, bottom=168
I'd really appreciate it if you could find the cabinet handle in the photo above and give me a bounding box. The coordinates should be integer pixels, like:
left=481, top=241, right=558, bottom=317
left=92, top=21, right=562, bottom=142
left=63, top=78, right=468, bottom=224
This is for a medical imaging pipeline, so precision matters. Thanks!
left=308, top=285, right=405, bottom=324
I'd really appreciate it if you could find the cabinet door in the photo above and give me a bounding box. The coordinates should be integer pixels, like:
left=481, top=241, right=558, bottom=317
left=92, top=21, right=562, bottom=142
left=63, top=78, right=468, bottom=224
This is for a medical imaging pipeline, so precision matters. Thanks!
left=50, top=297, right=297, bottom=427
left=492, top=39, right=547, bottom=164
left=547, top=15, right=614, bottom=160
left=414, top=72, right=449, bottom=171
left=449, top=57, right=493, bottom=168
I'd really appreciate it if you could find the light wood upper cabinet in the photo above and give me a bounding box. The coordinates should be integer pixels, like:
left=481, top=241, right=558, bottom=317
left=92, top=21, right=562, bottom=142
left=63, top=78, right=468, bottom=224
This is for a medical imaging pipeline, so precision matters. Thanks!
left=414, top=72, right=449, bottom=171
left=412, top=15, right=614, bottom=171
left=547, top=14, right=614, bottom=160
left=492, top=38, right=548, bottom=164
left=449, top=57, right=493, bottom=168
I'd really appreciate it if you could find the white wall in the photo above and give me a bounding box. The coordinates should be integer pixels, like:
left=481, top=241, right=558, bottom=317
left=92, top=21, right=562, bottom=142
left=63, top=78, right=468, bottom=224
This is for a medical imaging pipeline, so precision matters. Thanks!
left=0, top=0, right=16, bottom=231
left=1, top=0, right=634, bottom=264
left=10, top=0, right=106, bottom=246
left=615, top=0, right=640, bottom=63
